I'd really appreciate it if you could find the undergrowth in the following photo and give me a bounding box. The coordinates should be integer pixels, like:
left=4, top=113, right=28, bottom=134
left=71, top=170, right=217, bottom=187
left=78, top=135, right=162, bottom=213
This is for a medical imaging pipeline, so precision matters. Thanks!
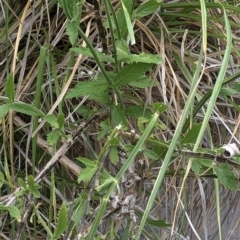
left=1, top=0, right=240, bottom=239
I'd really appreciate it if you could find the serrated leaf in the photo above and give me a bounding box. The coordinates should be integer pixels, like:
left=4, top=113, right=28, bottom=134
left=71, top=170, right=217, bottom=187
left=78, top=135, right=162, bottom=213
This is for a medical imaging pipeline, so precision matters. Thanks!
left=153, top=102, right=168, bottom=114
left=125, top=106, right=152, bottom=119
left=111, top=105, right=127, bottom=127
left=71, top=47, right=115, bottom=63
left=110, top=147, right=119, bottom=165
left=58, top=0, right=79, bottom=19
left=6, top=73, right=15, bottom=101
left=116, top=40, right=130, bottom=61
left=113, top=63, right=153, bottom=88
left=66, top=79, right=110, bottom=99
left=128, top=77, right=155, bottom=88
left=97, top=118, right=111, bottom=140
left=27, top=175, right=35, bottom=188
left=53, top=202, right=68, bottom=239
left=95, top=174, right=116, bottom=193
left=44, top=114, right=59, bottom=128
left=89, top=92, right=111, bottom=105
left=214, top=164, right=237, bottom=191
left=32, top=189, right=41, bottom=198
left=67, top=20, right=78, bottom=45
left=77, top=158, right=98, bottom=184
left=0, top=204, right=21, bottom=221
left=0, top=104, right=10, bottom=118
left=133, top=0, right=162, bottom=20
left=9, top=102, right=44, bottom=116
left=72, top=193, right=87, bottom=223
left=6, top=206, right=21, bottom=222
left=18, top=178, right=27, bottom=188
left=181, top=123, right=202, bottom=144
left=127, top=52, right=163, bottom=64
left=0, top=172, right=4, bottom=188
left=116, top=40, right=162, bottom=64
left=47, top=130, right=62, bottom=145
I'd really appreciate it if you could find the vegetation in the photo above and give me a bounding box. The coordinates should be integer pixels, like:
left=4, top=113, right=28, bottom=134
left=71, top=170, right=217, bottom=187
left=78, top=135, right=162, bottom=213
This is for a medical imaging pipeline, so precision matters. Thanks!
left=1, top=0, right=240, bottom=239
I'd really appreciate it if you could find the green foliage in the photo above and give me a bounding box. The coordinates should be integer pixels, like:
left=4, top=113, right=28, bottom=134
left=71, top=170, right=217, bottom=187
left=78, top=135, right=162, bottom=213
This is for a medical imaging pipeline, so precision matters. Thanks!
left=133, top=0, right=162, bottom=20
left=77, top=158, right=98, bottom=184
left=113, top=63, right=153, bottom=87
left=9, top=102, right=45, bottom=116
left=52, top=202, right=68, bottom=240
left=2, top=0, right=240, bottom=239
left=17, top=176, right=41, bottom=198
left=71, top=192, right=87, bottom=223
left=66, top=20, right=79, bottom=45
left=6, top=73, right=15, bottom=101
left=44, top=114, right=59, bottom=128
left=214, top=164, right=238, bottom=191
left=181, top=123, right=203, bottom=144
left=47, top=130, right=63, bottom=145
left=0, top=204, right=21, bottom=222
left=0, top=171, right=4, bottom=188
left=0, top=104, right=10, bottom=118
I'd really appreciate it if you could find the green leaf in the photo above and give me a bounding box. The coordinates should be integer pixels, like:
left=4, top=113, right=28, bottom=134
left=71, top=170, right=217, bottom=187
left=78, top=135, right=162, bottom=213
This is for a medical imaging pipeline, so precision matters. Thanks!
left=32, top=188, right=41, bottom=198
left=116, top=40, right=130, bottom=61
left=153, top=102, right=168, bottom=114
left=58, top=0, right=79, bottom=19
left=128, top=77, right=155, bottom=88
left=137, top=117, right=149, bottom=133
left=125, top=106, right=152, bottom=119
left=72, top=193, right=87, bottom=223
left=214, top=164, right=237, bottom=191
left=0, top=204, right=21, bottom=222
left=146, top=219, right=172, bottom=227
left=113, top=63, right=153, bottom=88
left=181, top=123, right=202, bottom=144
left=0, top=172, right=4, bottom=188
left=47, top=130, right=62, bottom=145
left=120, top=0, right=135, bottom=44
left=116, top=40, right=163, bottom=64
left=27, top=175, right=35, bottom=189
left=97, top=118, right=111, bottom=140
left=77, top=158, right=98, bottom=184
left=143, top=149, right=159, bottom=160
left=44, top=114, right=59, bottom=128
left=57, top=113, right=65, bottom=129
left=6, top=206, right=21, bottom=222
left=71, top=47, right=115, bottom=63
left=6, top=73, right=15, bottom=101
left=111, top=105, right=127, bottom=127
left=9, top=102, right=44, bottom=116
left=116, top=0, right=133, bottom=39
left=0, top=104, right=10, bottom=118
left=95, top=174, right=116, bottom=194
left=53, top=202, right=68, bottom=239
left=66, top=20, right=79, bottom=45
left=127, top=52, right=163, bottom=64
left=89, top=92, right=111, bottom=105
left=18, top=178, right=27, bottom=189
left=66, top=79, right=110, bottom=99
left=133, top=0, right=162, bottom=20
left=110, top=147, right=119, bottom=165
